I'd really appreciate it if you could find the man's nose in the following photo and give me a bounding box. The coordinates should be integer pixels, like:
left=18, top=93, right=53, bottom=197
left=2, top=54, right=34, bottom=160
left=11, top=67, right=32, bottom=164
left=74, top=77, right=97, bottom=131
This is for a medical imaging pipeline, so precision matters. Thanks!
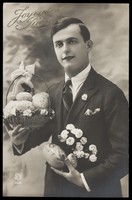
left=63, top=43, right=70, bottom=53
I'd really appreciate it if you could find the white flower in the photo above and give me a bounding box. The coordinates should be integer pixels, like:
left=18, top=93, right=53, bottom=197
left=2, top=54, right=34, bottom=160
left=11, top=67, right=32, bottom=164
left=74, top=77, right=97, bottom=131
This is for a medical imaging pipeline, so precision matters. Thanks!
left=40, top=109, right=48, bottom=115
left=66, top=124, right=75, bottom=130
left=80, top=137, right=87, bottom=145
left=89, top=144, right=97, bottom=151
left=81, top=94, right=88, bottom=101
left=23, top=109, right=32, bottom=116
left=61, top=130, right=69, bottom=139
left=74, top=150, right=85, bottom=158
left=74, top=129, right=83, bottom=138
left=89, top=154, right=97, bottom=162
left=89, top=145, right=97, bottom=155
left=71, top=128, right=78, bottom=135
left=66, top=137, right=75, bottom=145
left=76, top=142, right=84, bottom=151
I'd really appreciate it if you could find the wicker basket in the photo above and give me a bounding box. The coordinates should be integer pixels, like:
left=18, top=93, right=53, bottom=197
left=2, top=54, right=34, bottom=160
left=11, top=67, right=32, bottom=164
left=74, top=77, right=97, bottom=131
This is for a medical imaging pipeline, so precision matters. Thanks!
left=4, top=74, right=55, bottom=127
left=6, top=110, right=54, bottom=127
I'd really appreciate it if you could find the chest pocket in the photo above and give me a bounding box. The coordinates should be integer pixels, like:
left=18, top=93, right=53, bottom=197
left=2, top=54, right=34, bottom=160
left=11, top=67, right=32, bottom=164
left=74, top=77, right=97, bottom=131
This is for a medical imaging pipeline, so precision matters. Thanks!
left=80, top=108, right=103, bottom=122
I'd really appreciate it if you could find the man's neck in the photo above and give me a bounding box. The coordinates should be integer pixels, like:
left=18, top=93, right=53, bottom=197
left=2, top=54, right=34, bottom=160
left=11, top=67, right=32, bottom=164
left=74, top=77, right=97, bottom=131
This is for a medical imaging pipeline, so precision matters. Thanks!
left=65, top=63, right=91, bottom=82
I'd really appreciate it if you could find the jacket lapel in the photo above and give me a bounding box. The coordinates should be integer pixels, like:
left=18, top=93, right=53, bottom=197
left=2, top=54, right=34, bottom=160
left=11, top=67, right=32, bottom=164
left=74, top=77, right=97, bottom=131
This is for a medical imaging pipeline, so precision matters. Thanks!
left=66, top=67, right=98, bottom=123
left=55, top=67, right=98, bottom=129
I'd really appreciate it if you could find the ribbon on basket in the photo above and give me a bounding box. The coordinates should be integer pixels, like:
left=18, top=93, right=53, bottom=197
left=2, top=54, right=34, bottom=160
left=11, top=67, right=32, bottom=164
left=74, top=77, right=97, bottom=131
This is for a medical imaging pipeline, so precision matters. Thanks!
left=11, top=61, right=35, bottom=83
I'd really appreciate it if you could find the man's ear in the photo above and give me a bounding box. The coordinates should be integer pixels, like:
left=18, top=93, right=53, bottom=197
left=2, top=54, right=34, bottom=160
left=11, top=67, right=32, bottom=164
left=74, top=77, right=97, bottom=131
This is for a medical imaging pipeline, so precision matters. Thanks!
left=86, top=40, right=93, bottom=51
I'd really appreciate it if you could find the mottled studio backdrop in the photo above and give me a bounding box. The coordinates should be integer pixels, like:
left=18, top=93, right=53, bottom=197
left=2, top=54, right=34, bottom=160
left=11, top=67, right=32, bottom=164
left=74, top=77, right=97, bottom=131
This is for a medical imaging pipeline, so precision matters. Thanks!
left=3, top=3, right=129, bottom=197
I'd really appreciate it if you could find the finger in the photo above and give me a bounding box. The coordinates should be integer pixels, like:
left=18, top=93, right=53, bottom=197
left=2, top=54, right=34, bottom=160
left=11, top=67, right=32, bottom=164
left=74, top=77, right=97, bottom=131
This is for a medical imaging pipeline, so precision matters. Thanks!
left=3, top=118, right=13, bottom=131
left=13, top=127, right=31, bottom=140
left=17, top=127, right=30, bottom=133
left=15, top=130, right=30, bottom=144
left=12, top=125, right=23, bottom=136
left=12, top=128, right=31, bottom=145
left=17, top=128, right=30, bottom=137
left=15, top=125, right=32, bottom=134
left=64, top=158, right=74, bottom=171
left=50, top=167, right=67, bottom=178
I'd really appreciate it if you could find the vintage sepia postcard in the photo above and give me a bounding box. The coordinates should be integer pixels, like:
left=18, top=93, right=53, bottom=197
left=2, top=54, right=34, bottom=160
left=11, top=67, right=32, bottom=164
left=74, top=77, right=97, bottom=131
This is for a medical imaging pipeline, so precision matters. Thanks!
left=3, top=3, right=129, bottom=197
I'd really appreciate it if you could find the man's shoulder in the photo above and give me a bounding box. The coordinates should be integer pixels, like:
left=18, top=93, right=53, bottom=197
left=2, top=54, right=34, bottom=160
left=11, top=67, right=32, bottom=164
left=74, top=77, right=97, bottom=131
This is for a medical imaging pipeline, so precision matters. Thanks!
left=96, top=71, right=121, bottom=91
left=94, top=71, right=128, bottom=104
left=49, top=80, right=63, bottom=90
left=48, top=79, right=64, bottom=96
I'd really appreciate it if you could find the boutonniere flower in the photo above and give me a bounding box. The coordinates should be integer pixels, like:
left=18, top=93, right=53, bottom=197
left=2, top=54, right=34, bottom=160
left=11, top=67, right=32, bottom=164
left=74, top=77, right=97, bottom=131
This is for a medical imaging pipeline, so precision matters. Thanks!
left=81, top=94, right=88, bottom=101
left=58, top=124, right=98, bottom=168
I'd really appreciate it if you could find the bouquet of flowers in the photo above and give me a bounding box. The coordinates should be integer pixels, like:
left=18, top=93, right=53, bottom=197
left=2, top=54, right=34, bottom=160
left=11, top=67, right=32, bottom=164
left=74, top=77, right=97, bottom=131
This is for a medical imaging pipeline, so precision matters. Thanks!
left=43, top=124, right=97, bottom=169
left=58, top=124, right=98, bottom=167
left=42, top=124, right=98, bottom=169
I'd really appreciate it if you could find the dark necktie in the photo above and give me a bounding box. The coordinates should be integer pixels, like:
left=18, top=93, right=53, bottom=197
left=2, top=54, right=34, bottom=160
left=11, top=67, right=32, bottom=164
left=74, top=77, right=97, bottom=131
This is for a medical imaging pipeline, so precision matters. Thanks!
left=62, top=79, right=73, bottom=112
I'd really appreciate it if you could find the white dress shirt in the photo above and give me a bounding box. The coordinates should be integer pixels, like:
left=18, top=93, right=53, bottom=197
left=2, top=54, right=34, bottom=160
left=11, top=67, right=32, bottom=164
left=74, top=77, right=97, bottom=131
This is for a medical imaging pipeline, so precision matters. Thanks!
left=65, top=63, right=91, bottom=192
left=65, top=63, right=91, bottom=102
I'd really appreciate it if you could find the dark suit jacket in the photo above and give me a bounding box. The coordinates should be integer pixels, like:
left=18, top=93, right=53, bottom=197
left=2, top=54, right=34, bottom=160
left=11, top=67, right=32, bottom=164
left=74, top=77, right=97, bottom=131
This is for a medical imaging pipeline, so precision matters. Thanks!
left=13, top=67, right=129, bottom=197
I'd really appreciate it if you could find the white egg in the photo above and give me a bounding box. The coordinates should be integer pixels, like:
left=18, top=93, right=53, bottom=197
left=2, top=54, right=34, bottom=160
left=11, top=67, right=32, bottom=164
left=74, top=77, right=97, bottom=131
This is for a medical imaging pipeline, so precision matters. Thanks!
left=42, top=143, right=66, bottom=169
left=32, top=92, right=49, bottom=109
left=16, top=92, right=32, bottom=101
left=16, top=101, right=34, bottom=111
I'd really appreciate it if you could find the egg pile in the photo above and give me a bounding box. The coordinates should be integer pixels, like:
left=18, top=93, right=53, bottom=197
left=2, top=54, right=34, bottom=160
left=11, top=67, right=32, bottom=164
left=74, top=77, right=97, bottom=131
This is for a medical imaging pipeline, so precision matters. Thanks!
left=3, top=91, right=55, bottom=127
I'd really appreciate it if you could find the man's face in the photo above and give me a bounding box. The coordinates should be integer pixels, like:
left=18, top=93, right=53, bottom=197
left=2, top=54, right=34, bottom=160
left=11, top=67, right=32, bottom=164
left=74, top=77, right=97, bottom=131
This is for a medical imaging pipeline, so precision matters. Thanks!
left=53, top=24, right=91, bottom=77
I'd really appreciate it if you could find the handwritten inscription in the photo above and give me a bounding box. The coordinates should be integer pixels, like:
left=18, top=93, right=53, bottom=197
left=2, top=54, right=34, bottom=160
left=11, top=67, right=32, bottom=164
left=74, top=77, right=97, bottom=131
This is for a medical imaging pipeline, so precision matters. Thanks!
left=7, top=6, right=60, bottom=31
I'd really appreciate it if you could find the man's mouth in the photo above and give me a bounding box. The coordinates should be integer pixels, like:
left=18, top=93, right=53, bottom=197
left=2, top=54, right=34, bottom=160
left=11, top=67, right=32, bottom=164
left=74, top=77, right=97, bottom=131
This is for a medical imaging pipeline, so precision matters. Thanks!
left=62, top=56, right=74, bottom=61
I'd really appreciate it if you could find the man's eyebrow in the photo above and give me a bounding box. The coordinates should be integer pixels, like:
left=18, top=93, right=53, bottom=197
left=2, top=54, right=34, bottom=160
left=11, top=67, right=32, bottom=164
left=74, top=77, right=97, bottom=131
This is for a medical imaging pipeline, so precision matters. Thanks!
left=54, top=37, right=78, bottom=44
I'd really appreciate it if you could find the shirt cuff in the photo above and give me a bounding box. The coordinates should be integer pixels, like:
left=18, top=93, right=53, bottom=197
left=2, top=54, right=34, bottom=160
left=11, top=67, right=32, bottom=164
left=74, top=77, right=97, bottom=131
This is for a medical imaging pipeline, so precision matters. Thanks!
left=81, top=173, right=91, bottom=192
left=13, top=143, right=24, bottom=154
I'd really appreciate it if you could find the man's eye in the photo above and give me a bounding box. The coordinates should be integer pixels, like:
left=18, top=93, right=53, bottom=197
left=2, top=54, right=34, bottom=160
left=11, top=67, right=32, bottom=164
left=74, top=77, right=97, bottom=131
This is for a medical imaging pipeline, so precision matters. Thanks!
left=55, top=43, right=63, bottom=48
left=69, top=40, right=77, bottom=44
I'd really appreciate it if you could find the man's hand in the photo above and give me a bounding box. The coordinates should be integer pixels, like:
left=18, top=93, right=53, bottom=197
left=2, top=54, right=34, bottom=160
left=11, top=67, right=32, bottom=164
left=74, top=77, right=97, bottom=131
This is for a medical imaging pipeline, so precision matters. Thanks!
left=3, top=118, right=32, bottom=146
left=51, top=158, right=84, bottom=188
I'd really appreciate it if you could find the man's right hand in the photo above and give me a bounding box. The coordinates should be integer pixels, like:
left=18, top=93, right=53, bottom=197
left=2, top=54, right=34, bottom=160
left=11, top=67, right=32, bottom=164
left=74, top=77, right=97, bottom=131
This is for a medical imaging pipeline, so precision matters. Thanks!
left=3, top=119, right=32, bottom=146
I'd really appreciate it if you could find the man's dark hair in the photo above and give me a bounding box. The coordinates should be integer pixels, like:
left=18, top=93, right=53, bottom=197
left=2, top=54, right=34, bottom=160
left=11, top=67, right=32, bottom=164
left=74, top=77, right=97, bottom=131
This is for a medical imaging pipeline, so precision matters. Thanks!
left=51, top=17, right=90, bottom=42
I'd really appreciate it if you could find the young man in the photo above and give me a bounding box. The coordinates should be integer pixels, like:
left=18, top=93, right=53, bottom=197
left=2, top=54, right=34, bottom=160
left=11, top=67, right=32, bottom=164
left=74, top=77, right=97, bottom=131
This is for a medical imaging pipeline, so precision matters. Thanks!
left=4, top=17, right=129, bottom=197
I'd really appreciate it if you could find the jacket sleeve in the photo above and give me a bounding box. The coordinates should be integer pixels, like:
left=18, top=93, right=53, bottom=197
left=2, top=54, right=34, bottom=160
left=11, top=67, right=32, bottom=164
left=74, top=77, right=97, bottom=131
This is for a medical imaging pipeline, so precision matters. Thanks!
left=13, top=120, right=53, bottom=156
left=83, top=87, right=129, bottom=191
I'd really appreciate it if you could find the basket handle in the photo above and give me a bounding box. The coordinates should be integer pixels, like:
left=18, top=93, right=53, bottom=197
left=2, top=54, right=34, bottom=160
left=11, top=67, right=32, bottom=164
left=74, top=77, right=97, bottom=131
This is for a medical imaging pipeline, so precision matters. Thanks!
left=5, top=75, right=22, bottom=105
left=5, top=74, right=51, bottom=109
